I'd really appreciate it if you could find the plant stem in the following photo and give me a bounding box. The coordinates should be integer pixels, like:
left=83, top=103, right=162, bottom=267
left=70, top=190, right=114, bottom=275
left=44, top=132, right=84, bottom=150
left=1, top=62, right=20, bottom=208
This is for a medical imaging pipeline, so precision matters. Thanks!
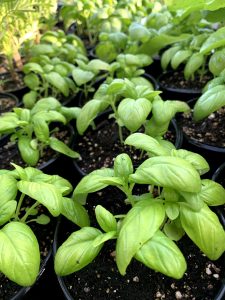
left=14, top=193, right=25, bottom=220
left=21, top=201, right=39, bottom=223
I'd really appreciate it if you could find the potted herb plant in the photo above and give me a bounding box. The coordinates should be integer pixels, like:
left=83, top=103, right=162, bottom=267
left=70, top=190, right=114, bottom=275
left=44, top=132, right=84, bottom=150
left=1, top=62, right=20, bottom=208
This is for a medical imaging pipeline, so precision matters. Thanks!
left=0, top=97, right=80, bottom=170
left=53, top=146, right=225, bottom=299
left=0, top=162, right=89, bottom=299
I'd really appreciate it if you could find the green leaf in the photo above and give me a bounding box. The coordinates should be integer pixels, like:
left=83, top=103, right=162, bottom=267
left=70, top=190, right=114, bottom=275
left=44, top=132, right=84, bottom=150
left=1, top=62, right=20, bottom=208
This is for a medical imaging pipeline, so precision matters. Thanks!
left=125, top=133, right=170, bottom=156
left=72, top=68, right=95, bottom=86
left=163, top=219, right=185, bottom=241
left=95, top=205, right=117, bottom=232
left=114, top=153, right=133, bottom=179
left=200, top=27, right=225, bottom=54
left=54, top=227, right=103, bottom=276
left=61, top=197, right=90, bottom=227
left=76, top=100, right=109, bottom=135
left=165, top=202, right=180, bottom=220
left=45, top=72, right=69, bottom=97
left=179, top=191, right=204, bottom=211
left=198, top=179, right=225, bottom=206
left=184, top=53, right=204, bottom=80
left=161, top=46, right=181, bottom=70
left=49, top=137, right=80, bottom=158
left=0, top=222, right=40, bottom=286
left=32, top=118, right=49, bottom=143
left=31, top=97, right=61, bottom=114
left=193, top=85, right=225, bottom=121
left=23, top=91, right=38, bottom=109
left=17, top=181, right=63, bottom=217
left=129, top=156, right=202, bottom=193
left=23, top=62, right=44, bottom=74
left=87, top=59, right=110, bottom=72
left=24, top=73, right=40, bottom=90
left=118, top=98, right=152, bottom=132
left=0, top=113, right=19, bottom=133
left=73, top=169, right=115, bottom=202
left=129, top=23, right=151, bottom=43
left=209, top=49, right=225, bottom=76
left=18, top=136, right=40, bottom=166
left=180, top=204, right=225, bottom=260
left=171, top=50, right=193, bottom=70
left=135, top=230, right=186, bottom=279
left=36, top=214, right=50, bottom=225
left=31, top=44, right=55, bottom=56
left=0, top=200, right=17, bottom=226
left=170, top=149, right=209, bottom=175
left=116, top=200, right=165, bottom=275
left=92, top=231, right=116, bottom=247
left=0, top=174, right=18, bottom=206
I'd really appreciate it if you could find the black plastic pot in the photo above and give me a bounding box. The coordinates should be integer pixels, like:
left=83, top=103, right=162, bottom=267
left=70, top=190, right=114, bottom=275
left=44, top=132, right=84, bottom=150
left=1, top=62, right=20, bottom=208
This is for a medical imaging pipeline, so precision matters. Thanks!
left=72, top=108, right=183, bottom=178
left=157, top=70, right=202, bottom=101
left=144, top=54, right=163, bottom=79
left=0, top=92, right=20, bottom=113
left=176, top=98, right=225, bottom=176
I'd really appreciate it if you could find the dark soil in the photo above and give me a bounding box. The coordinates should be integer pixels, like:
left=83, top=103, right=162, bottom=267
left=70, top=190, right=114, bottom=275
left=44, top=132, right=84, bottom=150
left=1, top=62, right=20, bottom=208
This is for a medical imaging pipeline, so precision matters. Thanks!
left=0, top=126, right=72, bottom=170
left=0, top=95, right=17, bottom=113
left=0, top=200, right=56, bottom=300
left=74, top=117, right=177, bottom=175
left=159, top=71, right=212, bottom=91
left=177, top=107, right=225, bottom=148
left=0, top=72, right=25, bottom=93
left=55, top=187, right=225, bottom=300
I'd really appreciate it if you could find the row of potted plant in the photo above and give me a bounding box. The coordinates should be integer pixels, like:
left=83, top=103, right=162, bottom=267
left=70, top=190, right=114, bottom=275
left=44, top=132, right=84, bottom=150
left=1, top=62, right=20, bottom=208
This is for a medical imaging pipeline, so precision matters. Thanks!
left=0, top=0, right=225, bottom=299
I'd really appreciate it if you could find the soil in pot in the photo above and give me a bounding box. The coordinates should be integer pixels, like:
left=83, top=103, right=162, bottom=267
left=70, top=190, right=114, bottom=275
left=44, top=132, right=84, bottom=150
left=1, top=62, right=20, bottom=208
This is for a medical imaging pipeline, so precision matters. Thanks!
left=158, top=70, right=213, bottom=101
left=0, top=200, right=56, bottom=300
left=177, top=101, right=225, bottom=175
left=73, top=115, right=182, bottom=176
left=0, top=92, right=19, bottom=113
left=0, top=71, right=28, bottom=99
left=54, top=187, right=225, bottom=300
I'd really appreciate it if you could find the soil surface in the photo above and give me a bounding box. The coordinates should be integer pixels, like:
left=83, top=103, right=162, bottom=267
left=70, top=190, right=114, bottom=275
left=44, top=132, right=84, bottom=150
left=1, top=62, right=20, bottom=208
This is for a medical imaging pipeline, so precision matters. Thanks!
left=55, top=187, right=225, bottom=300
left=177, top=107, right=225, bottom=148
left=0, top=72, right=25, bottom=93
left=0, top=126, right=72, bottom=170
left=0, top=95, right=17, bottom=113
left=159, top=71, right=212, bottom=91
left=73, top=117, right=177, bottom=176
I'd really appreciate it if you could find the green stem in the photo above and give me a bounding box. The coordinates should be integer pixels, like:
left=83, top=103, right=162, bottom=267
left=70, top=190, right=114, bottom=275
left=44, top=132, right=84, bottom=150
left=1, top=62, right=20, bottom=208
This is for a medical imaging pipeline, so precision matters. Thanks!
left=21, top=201, right=39, bottom=223
left=14, top=193, right=25, bottom=221
left=110, top=101, right=124, bottom=144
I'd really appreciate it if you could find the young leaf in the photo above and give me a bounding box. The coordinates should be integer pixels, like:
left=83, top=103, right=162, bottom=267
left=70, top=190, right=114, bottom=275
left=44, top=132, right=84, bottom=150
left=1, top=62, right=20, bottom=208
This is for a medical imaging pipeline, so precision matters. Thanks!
left=54, top=227, right=103, bottom=276
left=161, top=46, right=181, bottom=70
left=0, top=222, right=40, bottom=286
left=24, top=73, right=40, bottom=90
left=171, top=50, right=192, bottom=70
left=36, top=214, right=50, bottom=225
left=200, top=27, right=225, bottom=54
left=184, top=53, right=204, bottom=80
left=95, top=205, right=117, bottom=232
left=18, top=136, right=40, bottom=166
left=209, top=49, right=225, bottom=76
left=44, top=72, right=69, bottom=97
left=23, top=91, right=38, bottom=109
left=49, top=137, right=80, bottom=158
left=163, top=219, right=185, bottom=241
left=135, top=230, right=186, bottom=279
left=92, top=231, right=117, bottom=247
left=23, top=62, right=44, bottom=74
left=118, top=98, right=152, bottom=132
left=114, top=153, right=133, bottom=179
left=116, top=200, right=165, bottom=275
left=72, top=68, right=95, bottom=86
left=61, top=197, right=90, bottom=227
left=165, top=202, right=180, bottom=220
left=129, top=156, right=202, bottom=193
left=180, top=203, right=225, bottom=260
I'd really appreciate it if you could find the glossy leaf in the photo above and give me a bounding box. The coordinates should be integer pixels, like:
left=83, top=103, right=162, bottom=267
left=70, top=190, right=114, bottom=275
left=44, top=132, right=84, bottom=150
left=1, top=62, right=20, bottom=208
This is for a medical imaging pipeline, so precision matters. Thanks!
left=0, top=200, right=17, bottom=226
left=0, top=174, right=17, bottom=206
left=129, top=156, right=202, bottom=193
left=193, top=85, right=225, bottom=121
left=118, top=98, right=152, bottom=132
left=135, top=230, right=186, bottom=279
left=161, top=46, right=181, bottom=70
left=163, top=219, right=185, bottom=241
left=61, top=197, right=90, bottom=227
left=198, top=179, right=225, bottom=206
left=180, top=204, right=225, bottom=260
left=24, top=73, right=40, bottom=90
left=209, top=49, right=225, bottom=76
left=184, top=53, right=204, bottom=80
left=23, top=62, right=44, bottom=74
left=49, top=137, right=80, bottom=158
left=18, top=136, right=40, bottom=166
left=125, top=133, right=170, bottom=156
left=17, top=181, right=63, bottom=217
left=31, top=97, right=61, bottom=114
left=93, top=231, right=116, bottom=247
left=116, top=200, right=165, bottom=275
left=114, top=153, right=133, bottom=179
left=72, top=68, right=95, bottom=86
left=95, top=205, right=117, bottom=233
left=0, top=222, right=40, bottom=286
left=54, top=227, right=103, bottom=276
left=200, top=27, right=225, bottom=54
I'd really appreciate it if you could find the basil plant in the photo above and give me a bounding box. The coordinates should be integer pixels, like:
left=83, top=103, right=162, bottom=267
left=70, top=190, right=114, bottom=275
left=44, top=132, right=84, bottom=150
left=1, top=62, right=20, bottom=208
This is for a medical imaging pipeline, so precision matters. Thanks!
left=76, top=77, right=190, bottom=143
left=0, top=97, right=80, bottom=167
left=0, top=163, right=89, bottom=286
left=54, top=143, right=225, bottom=279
